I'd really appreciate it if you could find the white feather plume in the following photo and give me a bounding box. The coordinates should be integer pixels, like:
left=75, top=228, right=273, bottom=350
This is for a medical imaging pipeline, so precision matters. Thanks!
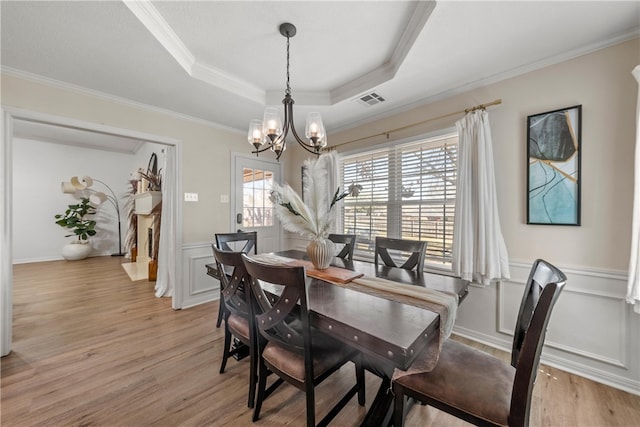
left=272, top=181, right=318, bottom=238
left=271, top=154, right=347, bottom=239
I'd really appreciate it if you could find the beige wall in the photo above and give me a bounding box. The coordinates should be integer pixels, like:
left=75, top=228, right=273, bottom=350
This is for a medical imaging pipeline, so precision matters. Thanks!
left=2, top=38, right=639, bottom=391
left=1, top=73, right=251, bottom=244
left=329, top=38, right=639, bottom=271
left=3, top=38, right=637, bottom=268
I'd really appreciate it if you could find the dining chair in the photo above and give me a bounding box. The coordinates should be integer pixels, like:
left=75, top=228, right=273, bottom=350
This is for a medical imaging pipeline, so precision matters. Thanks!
left=212, top=245, right=257, bottom=409
left=392, top=259, right=567, bottom=427
left=374, top=237, right=427, bottom=271
left=241, top=254, right=366, bottom=427
left=214, top=231, right=257, bottom=327
left=328, top=233, right=356, bottom=261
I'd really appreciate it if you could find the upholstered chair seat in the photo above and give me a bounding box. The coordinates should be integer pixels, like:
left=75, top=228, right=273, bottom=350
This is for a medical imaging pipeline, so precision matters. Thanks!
left=214, top=231, right=257, bottom=328
left=262, top=333, right=356, bottom=384
left=213, top=245, right=257, bottom=409
left=242, top=254, right=365, bottom=427
left=227, top=314, right=251, bottom=342
left=394, top=339, right=515, bottom=426
left=393, top=259, right=567, bottom=427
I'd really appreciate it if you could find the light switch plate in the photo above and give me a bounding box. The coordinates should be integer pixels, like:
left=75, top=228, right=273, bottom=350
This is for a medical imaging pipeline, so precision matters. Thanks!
left=184, top=192, right=198, bottom=202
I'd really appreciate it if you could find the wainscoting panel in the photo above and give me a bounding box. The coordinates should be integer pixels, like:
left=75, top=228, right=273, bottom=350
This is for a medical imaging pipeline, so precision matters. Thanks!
left=498, top=280, right=627, bottom=368
left=178, top=245, right=640, bottom=395
left=181, top=243, right=218, bottom=309
left=455, top=260, right=640, bottom=395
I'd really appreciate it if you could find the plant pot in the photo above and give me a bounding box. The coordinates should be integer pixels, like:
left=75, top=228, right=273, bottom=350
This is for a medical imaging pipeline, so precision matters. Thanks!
left=306, top=238, right=336, bottom=270
left=61, top=241, right=91, bottom=261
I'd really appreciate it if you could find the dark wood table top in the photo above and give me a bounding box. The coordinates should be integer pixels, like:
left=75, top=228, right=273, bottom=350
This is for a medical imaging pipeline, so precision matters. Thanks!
left=206, top=249, right=469, bottom=370
left=208, top=249, right=469, bottom=426
left=307, top=277, right=440, bottom=370
left=277, top=249, right=469, bottom=301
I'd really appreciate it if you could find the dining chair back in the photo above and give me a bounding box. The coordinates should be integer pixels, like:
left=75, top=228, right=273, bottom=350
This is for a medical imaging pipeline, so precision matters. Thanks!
left=242, top=254, right=365, bottom=427
left=215, top=231, right=257, bottom=254
left=214, top=231, right=257, bottom=328
left=328, top=233, right=356, bottom=261
left=392, top=259, right=566, bottom=427
left=212, top=245, right=257, bottom=408
left=374, top=237, right=427, bottom=271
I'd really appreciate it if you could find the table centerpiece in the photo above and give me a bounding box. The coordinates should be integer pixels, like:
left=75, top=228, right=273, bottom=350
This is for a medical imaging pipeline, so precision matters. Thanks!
left=271, top=154, right=351, bottom=270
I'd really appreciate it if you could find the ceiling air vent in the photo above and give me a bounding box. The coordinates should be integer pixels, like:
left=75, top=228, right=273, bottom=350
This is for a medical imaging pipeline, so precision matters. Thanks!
left=356, top=92, right=386, bottom=107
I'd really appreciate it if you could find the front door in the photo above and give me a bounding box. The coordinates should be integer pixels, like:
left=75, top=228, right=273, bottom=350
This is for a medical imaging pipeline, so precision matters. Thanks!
left=231, top=154, right=282, bottom=254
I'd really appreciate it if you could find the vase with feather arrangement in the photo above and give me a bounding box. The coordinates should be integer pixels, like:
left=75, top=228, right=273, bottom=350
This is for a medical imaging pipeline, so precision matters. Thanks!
left=306, top=237, right=335, bottom=270
left=271, top=154, right=351, bottom=270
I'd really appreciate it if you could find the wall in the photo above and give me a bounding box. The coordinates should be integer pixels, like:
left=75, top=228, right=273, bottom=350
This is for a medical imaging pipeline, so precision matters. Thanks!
left=2, top=72, right=250, bottom=309
left=329, top=39, right=640, bottom=394
left=1, top=73, right=250, bottom=244
left=3, top=37, right=639, bottom=393
left=12, top=138, right=134, bottom=261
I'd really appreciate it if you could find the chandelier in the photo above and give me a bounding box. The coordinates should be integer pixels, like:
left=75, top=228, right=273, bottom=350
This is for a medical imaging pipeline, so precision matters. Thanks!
left=248, top=23, right=327, bottom=160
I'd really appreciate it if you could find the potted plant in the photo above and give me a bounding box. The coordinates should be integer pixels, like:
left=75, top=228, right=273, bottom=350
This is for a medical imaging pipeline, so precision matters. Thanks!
left=54, top=197, right=97, bottom=260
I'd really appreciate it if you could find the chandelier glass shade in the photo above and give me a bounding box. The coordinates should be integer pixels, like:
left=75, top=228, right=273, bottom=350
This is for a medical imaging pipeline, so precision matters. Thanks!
left=248, top=23, right=327, bottom=160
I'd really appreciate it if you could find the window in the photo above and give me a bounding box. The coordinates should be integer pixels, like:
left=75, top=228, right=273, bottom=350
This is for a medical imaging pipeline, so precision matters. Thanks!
left=242, top=168, right=274, bottom=227
left=339, top=131, right=458, bottom=270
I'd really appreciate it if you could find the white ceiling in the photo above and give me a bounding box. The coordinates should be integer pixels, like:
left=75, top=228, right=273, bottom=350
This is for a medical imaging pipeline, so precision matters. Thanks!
left=2, top=1, right=639, bottom=148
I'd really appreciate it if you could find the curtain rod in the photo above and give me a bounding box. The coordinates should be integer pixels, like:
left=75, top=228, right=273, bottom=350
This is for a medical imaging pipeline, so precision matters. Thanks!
left=327, top=98, right=502, bottom=150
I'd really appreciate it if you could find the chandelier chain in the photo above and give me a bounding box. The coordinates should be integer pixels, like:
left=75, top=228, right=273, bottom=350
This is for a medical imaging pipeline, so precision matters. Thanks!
left=285, top=34, right=291, bottom=96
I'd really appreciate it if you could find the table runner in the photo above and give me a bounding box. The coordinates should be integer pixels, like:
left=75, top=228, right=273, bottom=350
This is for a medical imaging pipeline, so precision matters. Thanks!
left=247, top=253, right=458, bottom=376
left=348, top=276, right=457, bottom=378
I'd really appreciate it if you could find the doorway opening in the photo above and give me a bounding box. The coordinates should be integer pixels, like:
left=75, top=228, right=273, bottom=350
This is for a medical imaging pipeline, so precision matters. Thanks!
left=2, top=107, right=183, bottom=356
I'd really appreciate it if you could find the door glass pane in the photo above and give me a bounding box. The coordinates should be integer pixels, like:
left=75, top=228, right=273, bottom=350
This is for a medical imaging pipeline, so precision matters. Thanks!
left=242, top=167, right=273, bottom=228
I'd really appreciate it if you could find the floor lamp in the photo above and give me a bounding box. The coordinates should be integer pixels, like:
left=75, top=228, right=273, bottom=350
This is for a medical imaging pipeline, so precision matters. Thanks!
left=61, top=175, right=125, bottom=256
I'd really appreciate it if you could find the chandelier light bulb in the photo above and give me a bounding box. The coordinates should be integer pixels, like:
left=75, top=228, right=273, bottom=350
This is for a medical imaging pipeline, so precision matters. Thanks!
left=248, top=119, right=265, bottom=150
left=262, top=107, right=282, bottom=142
left=306, top=112, right=326, bottom=148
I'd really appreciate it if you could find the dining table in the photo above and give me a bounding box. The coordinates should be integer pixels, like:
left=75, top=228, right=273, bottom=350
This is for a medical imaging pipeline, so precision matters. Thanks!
left=206, top=249, right=469, bottom=426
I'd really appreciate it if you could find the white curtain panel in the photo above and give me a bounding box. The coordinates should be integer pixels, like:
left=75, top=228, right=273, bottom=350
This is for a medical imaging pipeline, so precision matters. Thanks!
left=155, top=147, right=175, bottom=298
left=452, top=110, right=510, bottom=285
left=316, top=151, right=340, bottom=233
left=627, top=65, right=640, bottom=314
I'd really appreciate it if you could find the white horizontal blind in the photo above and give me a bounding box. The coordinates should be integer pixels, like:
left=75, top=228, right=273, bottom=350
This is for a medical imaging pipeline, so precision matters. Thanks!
left=339, top=132, right=458, bottom=269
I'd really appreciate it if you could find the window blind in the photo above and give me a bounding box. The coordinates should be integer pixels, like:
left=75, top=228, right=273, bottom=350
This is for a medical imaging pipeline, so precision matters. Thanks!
left=339, top=132, right=458, bottom=269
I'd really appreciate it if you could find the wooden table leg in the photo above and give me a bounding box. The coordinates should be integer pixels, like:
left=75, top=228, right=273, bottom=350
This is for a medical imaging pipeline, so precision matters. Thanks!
left=360, top=376, right=393, bottom=427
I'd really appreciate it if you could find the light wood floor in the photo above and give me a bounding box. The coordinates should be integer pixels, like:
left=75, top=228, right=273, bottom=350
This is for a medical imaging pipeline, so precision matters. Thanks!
left=3, top=257, right=640, bottom=426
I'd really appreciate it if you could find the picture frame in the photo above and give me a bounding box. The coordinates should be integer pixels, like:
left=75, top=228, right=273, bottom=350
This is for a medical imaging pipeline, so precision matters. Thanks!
left=526, top=105, right=582, bottom=226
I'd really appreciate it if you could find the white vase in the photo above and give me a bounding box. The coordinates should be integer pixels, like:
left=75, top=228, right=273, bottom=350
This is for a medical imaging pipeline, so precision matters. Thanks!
left=306, top=238, right=335, bottom=270
left=61, top=241, right=91, bottom=261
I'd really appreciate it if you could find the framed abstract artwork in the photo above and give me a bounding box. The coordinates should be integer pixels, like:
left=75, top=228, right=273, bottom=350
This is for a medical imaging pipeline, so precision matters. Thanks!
left=527, top=105, right=582, bottom=225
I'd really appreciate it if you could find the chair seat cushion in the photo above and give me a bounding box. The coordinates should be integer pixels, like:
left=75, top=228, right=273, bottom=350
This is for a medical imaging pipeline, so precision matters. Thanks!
left=394, top=339, right=515, bottom=426
left=227, top=314, right=250, bottom=342
left=262, top=333, right=355, bottom=383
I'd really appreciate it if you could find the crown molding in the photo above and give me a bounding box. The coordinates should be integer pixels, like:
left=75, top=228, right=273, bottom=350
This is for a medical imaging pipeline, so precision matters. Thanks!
left=1, top=67, right=244, bottom=135
left=191, top=62, right=265, bottom=104
left=265, top=90, right=332, bottom=106
left=330, top=0, right=436, bottom=104
left=124, top=0, right=265, bottom=104
left=331, top=32, right=640, bottom=135
left=123, top=0, right=194, bottom=72
left=124, top=0, right=435, bottom=107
